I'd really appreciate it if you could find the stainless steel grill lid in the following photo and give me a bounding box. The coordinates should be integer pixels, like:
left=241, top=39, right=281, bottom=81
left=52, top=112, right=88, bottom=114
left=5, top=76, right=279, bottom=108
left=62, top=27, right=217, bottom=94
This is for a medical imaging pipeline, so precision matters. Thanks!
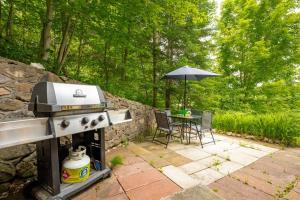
left=28, top=82, right=107, bottom=116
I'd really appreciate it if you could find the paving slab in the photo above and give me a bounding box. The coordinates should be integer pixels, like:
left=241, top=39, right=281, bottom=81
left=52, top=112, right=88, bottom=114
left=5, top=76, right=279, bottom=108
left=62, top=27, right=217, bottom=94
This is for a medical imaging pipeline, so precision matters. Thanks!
left=162, top=165, right=200, bottom=189
left=217, top=149, right=258, bottom=166
left=284, top=190, right=300, bottom=200
left=126, top=179, right=181, bottom=200
left=200, top=144, right=231, bottom=154
left=102, top=193, right=129, bottom=200
left=162, top=185, right=224, bottom=200
left=175, top=147, right=211, bottom=161
left=196, top=156, right=225, bottom=167
left=245, top=143, right=278, bottom=153
left=165, top=155, right=192, bottom=167
left=127, top=142, right=153, bottom=156
left=230, top=170, right=279, bottom=195
left=237, top=146, right=269, bottom=158
left=179, top=161, right=208, bottom=175
left=96, top=176, right=125, bottom=199
left=209, top=176, right=273, bottom=200
left=211, top=161, right=244, bottom=175
left=167, top=143, right=190, bottom=151
left=193, top=168, right=225, bottom=185
left=118, top=168, right=165, bottom=191
left=113, top=161, right=153, bottom=178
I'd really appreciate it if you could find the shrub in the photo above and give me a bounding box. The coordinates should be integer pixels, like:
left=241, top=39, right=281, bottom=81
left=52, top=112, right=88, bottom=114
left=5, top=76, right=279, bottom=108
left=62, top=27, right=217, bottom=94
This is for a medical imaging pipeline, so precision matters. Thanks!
left=213, top=111, right=300, bottom=146
left=110, top=155, right=123, bottom=169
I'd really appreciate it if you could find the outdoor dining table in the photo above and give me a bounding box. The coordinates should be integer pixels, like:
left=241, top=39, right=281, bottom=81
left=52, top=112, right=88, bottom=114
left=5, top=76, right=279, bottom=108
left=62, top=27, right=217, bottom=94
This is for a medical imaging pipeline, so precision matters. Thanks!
left=169, top=114, right=202, bottom=144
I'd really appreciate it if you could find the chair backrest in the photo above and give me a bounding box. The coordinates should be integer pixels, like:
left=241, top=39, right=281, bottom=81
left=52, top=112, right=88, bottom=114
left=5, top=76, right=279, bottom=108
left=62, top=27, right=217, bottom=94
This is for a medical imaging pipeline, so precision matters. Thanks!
left=191, top=109, right=202, bottom=116
left=201, top=111, right=212, bottom=130
left=164, top=109, right=173, bottom=123
left=154, top=111, right=170, bottom=130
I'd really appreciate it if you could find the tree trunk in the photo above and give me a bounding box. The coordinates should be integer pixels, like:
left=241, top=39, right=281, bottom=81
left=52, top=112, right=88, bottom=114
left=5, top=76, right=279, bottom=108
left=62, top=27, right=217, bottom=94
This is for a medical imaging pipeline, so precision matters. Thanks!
left=121, top=47, right=128, bottom=80
left=0, top=0, right=2, bottom=37
left=76, top=37, right=83, bottom=78
left=5, top=0, right=13, bottom=40
left=40, top=0, right=53, bottom=61
left=165, top=38, right=173, bottom=109
left=152, top=29, right=159, bottom=107
left=165, top=80, right=171, bottom=109
left=56, top=16, right=73, bottom=74
left=121, top=25, right=130, bottom=81
left=103, top=41, right=109, bottom=90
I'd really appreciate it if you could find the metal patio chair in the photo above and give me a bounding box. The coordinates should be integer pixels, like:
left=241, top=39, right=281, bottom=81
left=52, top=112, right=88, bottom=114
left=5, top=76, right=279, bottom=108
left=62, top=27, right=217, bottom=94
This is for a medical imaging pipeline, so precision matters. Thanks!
left=152, top=111, right=182, bottom=148
left=190, top=111, right=215, bottom=147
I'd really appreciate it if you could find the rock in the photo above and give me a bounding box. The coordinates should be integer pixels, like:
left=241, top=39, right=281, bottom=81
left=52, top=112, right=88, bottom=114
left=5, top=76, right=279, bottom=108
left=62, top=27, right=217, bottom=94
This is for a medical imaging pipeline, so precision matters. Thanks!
left=40, top=72, right=63, bottom=83
left=8, top=157, right=22, bottom=165
left=0, top=183, right=10, bottom=193
left=0, top=144, right=35, bottom=161
left=0, top=74, right=11, bottom=84
left=0, top=88, right=10, bottom=96
left=30, top=63, right=44, bottom=70
left=3, top=67, right=24, bottom=79
left=15, top=83, right=33, bottom=101
left=0, top=99, right=24, bottom=111
left=16, top=161, right=36, bottom=178
left=0, top=160, right=16, bottom=183
left=16, top=152, right=37, bottom=178
left=22, top=152, right=36, bottom=163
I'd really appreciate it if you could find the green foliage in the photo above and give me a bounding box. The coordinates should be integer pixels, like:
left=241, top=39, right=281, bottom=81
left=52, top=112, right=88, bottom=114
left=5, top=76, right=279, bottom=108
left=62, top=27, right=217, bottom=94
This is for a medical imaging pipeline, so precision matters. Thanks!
left=213, top=111, right=300, bottom=146
left=109, top=155, right=123, bottom=169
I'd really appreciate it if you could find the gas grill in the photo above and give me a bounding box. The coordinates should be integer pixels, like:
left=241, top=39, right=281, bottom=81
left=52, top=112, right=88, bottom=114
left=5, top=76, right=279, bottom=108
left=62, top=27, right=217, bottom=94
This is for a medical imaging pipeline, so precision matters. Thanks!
left=0, top=81, right=132, bottom=199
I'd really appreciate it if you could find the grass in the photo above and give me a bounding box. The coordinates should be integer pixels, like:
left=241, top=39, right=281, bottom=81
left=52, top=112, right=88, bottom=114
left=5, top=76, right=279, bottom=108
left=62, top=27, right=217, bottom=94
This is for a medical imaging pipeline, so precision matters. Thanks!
left=212, top=159, right=222, bottom=167
left=110, top=155, right=123, bottom=169
left=213, top=111, right=300, bottom=146
left=276, top=176, right=300, bottom=198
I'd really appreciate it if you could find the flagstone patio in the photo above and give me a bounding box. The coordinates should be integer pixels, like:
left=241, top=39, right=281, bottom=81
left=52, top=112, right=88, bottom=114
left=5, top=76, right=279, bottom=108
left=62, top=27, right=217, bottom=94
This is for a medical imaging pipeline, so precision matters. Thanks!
left=72, top=134, right=300, bottom=200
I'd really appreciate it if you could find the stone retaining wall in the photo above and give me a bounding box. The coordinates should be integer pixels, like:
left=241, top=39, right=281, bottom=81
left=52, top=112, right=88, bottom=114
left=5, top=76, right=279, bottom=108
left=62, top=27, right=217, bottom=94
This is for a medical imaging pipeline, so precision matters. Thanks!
left=0, top=57, right=155, bottom=198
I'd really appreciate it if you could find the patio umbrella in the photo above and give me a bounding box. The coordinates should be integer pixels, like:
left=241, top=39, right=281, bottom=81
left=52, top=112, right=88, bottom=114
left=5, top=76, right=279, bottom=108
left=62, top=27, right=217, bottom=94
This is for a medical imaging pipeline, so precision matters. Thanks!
left=162, top=66, right=220, bottom=109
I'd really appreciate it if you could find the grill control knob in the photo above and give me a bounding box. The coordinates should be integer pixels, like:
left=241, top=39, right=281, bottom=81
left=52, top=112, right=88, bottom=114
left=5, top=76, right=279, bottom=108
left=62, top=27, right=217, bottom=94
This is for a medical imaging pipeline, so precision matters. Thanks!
left=91, top=119, right=99, bottom=126
left=81, top=117, right=90, bottom=124
left=61, top=120, right=70, bottom=128
left=98, top=115, right=105, bottom=121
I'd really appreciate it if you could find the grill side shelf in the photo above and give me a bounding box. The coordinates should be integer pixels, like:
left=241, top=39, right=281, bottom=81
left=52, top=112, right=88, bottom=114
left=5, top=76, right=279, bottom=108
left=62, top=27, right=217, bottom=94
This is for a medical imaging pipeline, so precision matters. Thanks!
left=106, top=109, right=132, bottom=125
left=0, top=118, right=53, bottom=149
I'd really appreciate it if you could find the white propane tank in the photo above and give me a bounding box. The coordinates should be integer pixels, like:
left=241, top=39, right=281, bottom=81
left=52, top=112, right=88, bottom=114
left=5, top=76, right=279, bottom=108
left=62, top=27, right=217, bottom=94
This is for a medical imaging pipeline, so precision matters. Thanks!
left=61, top=146, right=90, bottom=183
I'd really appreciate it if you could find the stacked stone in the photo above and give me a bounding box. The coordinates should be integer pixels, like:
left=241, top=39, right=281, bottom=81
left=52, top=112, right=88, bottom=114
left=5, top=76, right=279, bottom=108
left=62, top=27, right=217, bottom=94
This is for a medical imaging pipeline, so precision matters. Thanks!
left=0, top=57, right=155, bottom=198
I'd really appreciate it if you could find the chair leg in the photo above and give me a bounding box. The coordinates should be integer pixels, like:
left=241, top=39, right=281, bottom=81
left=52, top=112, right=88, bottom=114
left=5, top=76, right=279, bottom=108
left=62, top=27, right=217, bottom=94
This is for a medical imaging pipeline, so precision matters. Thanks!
left=166, top=132, right=171, bottom=148
left=210, top=128, right=216, bottom=144
left=152, top=128, right=158, bottom=142
left=199, top=130, right=203, bottom=148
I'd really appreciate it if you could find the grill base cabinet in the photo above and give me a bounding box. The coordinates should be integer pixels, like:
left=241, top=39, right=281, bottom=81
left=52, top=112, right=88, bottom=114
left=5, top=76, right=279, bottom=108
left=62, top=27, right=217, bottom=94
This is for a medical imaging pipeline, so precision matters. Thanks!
left=0, top=82, right=132, bottom=200
left=34, top=129, right=110, bottom=199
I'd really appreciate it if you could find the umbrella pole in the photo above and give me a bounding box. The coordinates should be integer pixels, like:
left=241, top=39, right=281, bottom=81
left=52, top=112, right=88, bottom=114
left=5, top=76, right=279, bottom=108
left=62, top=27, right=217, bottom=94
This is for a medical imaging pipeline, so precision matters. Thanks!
left=184, top=75, right=186, bottom=110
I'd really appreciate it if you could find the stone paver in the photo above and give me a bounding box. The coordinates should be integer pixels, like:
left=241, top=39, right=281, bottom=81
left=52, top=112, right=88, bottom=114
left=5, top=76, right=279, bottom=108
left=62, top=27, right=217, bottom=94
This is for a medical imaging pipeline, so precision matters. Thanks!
left=209, top=148, right=300, bottom=200
left=162, top=165, right=200, bottom=189
left=162, top=185, right=223, bottom=200
left=175, top=147, right=211, bottom=161
left=196, top=156, right=226, bottom=167
left=179, top=161, right=207, bottom=175
left=118, top=167, right=166, bottom=191
left=126, top=179, right=181, bottom=200
left=217, top=148, right=258, bottom=166
left=166, top=155, right=192, bottom=167
left=211, top=161, right=244, bottom=175
left=209, top=176, right=273, bottom=200
left=237, top=146, right=269, bottom=158
left=193, top=168, right=225, bottom=185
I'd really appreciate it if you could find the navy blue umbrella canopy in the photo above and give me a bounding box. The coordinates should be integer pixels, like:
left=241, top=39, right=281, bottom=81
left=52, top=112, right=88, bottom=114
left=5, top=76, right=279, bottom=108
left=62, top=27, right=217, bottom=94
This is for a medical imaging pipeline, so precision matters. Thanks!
left=163, top=66, right=220, bottom=109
